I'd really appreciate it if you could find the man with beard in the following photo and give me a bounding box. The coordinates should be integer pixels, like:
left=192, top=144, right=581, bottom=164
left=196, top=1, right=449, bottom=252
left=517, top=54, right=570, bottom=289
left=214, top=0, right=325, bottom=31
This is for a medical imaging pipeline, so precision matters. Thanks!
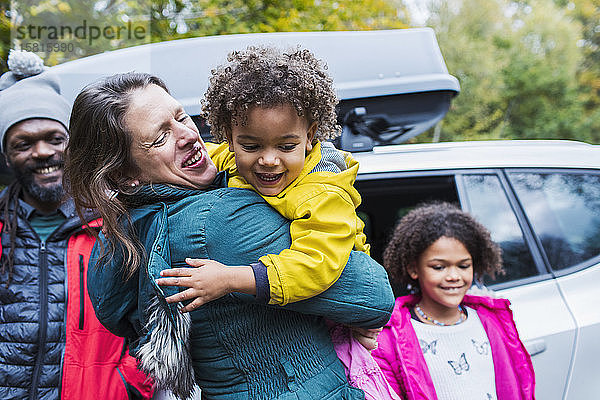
left=0, top=50, right=154, bottom=400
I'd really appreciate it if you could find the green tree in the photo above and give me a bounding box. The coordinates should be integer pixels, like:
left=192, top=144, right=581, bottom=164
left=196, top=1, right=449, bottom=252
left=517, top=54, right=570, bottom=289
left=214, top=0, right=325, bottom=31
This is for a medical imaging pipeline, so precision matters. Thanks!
left=1, top=0, right=11, bottom=73
left=151, top=0, right=407, bottom=41
left=149, top=0, right=187, bottom=42
left=417, top=0, right=513, bottom=141
left=6, top=0, right=408, bottom=65
left=564, top=0, right=600, bottom=141
left=415, top=0, right=599, bottom=143
left=501, top=0, right=589, bottom=140
left=9, top=0, right=150, bottom=65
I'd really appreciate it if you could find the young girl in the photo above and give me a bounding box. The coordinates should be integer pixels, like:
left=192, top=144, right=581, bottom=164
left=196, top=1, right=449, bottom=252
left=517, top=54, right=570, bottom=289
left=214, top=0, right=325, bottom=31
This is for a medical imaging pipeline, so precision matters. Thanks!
left=372, top=202, right=535, bottom=400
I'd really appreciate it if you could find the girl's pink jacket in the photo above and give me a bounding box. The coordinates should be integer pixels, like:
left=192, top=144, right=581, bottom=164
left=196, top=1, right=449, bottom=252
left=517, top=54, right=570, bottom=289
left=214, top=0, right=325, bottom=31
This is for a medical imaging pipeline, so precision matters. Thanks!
left=371, top=294, right=535, bottom=400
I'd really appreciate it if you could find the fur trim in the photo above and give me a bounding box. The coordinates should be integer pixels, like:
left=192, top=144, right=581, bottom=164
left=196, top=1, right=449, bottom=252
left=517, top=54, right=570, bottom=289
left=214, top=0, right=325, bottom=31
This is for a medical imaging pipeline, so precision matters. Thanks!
left=135, top=296, right=196, bottom=400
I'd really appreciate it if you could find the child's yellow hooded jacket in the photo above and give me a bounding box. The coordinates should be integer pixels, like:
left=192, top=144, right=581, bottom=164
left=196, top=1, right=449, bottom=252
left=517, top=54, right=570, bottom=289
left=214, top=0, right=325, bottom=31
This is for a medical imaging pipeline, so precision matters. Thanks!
left=207, top=141, right=369, bottom=306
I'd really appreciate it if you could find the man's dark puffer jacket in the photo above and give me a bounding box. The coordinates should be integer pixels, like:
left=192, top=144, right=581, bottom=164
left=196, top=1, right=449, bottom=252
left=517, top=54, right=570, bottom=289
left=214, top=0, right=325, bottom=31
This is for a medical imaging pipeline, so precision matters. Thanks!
left=0, top=193, right=154, bottom=400
left=0, top=196, right=90, bottom=400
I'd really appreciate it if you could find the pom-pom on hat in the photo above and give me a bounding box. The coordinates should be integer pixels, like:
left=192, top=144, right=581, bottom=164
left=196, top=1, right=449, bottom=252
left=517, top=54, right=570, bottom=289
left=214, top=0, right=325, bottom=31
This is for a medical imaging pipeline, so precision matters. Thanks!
left=0, top=49, right=70, bottom=151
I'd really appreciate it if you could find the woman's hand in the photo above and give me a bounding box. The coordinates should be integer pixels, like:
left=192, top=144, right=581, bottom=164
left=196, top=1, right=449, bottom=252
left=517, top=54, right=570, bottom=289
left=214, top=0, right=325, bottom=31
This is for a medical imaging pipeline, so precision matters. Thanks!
left=351, top=327, right=383, bottom=351
left=155, top=258, right=256, bottom=313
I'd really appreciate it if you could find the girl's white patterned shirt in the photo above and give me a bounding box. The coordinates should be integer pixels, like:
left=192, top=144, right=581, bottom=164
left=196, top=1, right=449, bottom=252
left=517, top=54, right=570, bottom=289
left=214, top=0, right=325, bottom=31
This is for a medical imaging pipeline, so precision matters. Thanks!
left=411, top=306, right=497, bottom=400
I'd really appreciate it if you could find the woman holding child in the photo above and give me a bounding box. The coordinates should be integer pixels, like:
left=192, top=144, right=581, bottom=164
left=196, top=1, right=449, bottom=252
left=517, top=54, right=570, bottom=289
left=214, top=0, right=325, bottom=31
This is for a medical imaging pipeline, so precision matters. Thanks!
left=65, top=47, right=394, bottom=400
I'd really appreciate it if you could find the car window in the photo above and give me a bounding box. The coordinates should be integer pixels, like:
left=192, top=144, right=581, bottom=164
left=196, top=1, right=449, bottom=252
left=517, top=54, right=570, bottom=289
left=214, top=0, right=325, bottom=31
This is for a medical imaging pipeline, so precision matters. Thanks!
left=507, top=171, right=600, bottom=271
left=192, top=115, right=212, bottom=142
left=461, top=174, right=538, bottom=284
left=357, top=175, right=460, bottom=263
left=356, top=174, right=460, bottom=295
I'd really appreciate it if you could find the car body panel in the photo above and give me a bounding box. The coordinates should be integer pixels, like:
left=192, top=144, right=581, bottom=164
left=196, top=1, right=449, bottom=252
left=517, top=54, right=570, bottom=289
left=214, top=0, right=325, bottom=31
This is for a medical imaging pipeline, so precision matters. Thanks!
left=499, top=280, right=577, bottom=400
left=353, top=141, right=600, bottom=174
left=555, top=262, right=600, bottom=399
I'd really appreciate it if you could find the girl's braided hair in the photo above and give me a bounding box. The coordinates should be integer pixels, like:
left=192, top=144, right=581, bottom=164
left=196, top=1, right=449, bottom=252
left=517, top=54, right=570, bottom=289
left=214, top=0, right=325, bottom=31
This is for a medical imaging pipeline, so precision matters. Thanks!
left=383, top=202, right=504, bottom=291
left=202, top=45, right=340, bottom=142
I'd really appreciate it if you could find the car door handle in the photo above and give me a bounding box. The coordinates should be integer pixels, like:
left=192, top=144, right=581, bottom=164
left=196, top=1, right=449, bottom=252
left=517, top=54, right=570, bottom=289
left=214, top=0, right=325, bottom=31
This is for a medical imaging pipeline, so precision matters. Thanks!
left=524, top=339, right=547, bottom=356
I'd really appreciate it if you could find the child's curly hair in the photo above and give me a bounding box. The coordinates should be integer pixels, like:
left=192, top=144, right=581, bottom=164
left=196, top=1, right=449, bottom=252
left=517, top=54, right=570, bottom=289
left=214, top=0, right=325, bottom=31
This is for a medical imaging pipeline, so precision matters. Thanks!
left=384, top=202, right=504, bottom=291
left=201, top=45, right=341, bottom=142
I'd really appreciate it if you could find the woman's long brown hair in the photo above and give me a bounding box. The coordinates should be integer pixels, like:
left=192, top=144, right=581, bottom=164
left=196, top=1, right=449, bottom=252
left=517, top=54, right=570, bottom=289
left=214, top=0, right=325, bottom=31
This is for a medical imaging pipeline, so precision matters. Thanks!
left=64, top=72, right=169, bottom=279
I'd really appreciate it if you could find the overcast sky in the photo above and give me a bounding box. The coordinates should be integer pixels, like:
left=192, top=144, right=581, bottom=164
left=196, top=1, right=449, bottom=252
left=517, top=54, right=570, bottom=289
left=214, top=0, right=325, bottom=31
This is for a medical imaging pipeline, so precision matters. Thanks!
left=403, top=0, right=430, bottom=26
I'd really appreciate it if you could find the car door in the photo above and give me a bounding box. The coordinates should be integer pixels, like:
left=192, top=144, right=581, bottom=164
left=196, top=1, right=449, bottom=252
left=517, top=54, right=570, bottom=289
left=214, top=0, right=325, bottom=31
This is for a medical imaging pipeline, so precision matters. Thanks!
left=506, top=169, right=600, bottom=400
left=457, top=171, right=577, bottom=400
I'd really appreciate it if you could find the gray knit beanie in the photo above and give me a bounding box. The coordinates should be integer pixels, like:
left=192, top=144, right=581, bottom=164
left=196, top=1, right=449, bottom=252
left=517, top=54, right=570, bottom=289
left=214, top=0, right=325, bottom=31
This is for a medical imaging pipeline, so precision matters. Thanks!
left=0, top=50, right=70, bottom=151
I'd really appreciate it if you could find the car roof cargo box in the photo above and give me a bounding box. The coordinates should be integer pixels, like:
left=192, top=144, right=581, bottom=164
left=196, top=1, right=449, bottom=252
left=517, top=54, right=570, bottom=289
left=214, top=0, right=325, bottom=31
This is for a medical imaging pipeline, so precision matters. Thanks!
left=51, top=28, right=459, bottom=151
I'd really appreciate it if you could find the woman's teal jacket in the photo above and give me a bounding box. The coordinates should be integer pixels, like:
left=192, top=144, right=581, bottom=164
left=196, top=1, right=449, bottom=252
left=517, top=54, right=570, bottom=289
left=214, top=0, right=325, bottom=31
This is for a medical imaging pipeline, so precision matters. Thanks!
left=87, top=184, right=394, bottom=400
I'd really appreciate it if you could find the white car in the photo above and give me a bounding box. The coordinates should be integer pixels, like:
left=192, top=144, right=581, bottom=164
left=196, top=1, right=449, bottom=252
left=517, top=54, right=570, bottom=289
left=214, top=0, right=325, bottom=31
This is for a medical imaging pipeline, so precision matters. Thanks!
left=40, top=28, right=598, bottom=399
left=353, top=139, right=600, bottom=400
